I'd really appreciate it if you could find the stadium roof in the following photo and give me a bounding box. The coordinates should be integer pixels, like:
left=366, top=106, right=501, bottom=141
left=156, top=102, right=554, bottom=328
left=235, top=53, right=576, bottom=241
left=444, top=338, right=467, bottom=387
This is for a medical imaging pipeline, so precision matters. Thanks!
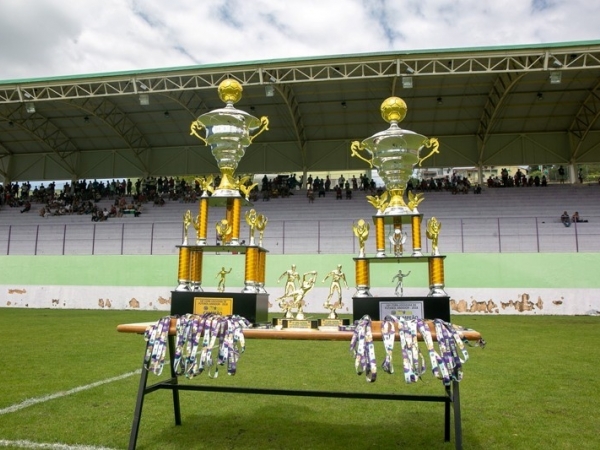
left=2, top=40, right=600, bottom=183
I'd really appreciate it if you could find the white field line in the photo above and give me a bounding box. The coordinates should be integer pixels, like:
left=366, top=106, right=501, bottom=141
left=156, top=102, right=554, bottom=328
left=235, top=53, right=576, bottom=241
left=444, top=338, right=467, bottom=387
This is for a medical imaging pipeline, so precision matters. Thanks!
left=0, top=439, right=118, bottom=449
left=0, top=369, right=141, bottom=416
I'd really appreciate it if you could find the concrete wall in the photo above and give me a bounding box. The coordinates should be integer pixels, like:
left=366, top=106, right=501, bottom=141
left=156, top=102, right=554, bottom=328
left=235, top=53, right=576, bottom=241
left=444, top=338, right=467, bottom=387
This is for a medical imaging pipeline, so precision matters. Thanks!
left=1, top=253, right=599, bottom=315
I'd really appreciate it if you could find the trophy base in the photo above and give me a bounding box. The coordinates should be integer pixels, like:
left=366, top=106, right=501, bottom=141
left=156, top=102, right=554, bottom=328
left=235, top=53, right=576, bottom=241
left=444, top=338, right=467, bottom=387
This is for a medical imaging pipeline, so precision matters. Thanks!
left=272, top=318, right=318, bottom=329
left=318, top=318, right=350, bottom=327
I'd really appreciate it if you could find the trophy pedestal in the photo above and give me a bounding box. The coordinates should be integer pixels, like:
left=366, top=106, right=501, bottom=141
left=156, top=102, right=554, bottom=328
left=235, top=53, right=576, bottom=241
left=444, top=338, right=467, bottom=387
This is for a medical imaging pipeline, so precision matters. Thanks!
left=352, top=296, right=450, bottom=322
left=272, top=318, right=319, bottom=329
left=318, top=318, right=350, bottom=327
left=171, top=291, right=269, bottom=325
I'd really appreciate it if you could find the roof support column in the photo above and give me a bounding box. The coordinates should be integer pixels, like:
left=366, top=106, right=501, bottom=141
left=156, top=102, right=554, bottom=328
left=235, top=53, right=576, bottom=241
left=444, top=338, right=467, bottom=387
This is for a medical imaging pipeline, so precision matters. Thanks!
left=477, top=166, right=484, bottom=188
left=568, top=164, right=576, bottom=184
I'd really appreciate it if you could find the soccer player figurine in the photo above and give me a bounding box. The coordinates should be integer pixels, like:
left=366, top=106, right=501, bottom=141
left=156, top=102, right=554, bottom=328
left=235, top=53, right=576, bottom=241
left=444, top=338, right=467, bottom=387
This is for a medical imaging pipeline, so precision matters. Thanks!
left=216, top=267, right=232, bottom=292
left=322, top=265, right=348, bottom=319
left=278, top=264, right=300, bottom=297
left=389, top=228, right=407, bottom=256
left=392, top=269, right=411, bottom=297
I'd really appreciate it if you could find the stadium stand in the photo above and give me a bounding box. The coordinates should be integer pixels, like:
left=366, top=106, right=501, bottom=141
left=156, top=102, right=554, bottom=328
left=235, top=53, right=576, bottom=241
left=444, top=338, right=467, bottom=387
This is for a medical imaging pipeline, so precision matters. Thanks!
left=0, top=183, right=598, bottom=255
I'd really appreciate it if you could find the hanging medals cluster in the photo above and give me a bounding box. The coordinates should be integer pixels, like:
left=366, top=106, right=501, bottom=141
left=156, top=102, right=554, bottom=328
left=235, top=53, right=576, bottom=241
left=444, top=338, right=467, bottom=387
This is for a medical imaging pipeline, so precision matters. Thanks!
left=144, top=314, right=250, bottom=378
left=350, top=315, right=479, bottom=385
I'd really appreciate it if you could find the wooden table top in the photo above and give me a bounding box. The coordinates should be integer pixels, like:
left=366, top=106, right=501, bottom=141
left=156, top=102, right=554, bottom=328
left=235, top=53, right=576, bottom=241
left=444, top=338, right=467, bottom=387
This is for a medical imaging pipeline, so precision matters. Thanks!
left=117, top=319, right=483, bottom=342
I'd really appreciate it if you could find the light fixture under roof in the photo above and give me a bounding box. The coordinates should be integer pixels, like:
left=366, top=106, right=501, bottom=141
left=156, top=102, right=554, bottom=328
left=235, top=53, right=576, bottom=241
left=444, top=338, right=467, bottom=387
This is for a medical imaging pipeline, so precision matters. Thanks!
left=265, top=85, right=275, bottom=97
left=139, top=94, right=150, bottom=105
left=402, top=76, right=413, bottom=89
left=549, top=71, right=562, bottom=84
left=25, top=102, right=36, bottom=114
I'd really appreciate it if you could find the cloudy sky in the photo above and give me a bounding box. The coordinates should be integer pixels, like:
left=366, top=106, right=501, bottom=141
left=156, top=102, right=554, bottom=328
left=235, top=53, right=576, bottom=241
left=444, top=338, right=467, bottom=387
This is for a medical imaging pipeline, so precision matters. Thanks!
left=1, top=0, right=599, bottom=81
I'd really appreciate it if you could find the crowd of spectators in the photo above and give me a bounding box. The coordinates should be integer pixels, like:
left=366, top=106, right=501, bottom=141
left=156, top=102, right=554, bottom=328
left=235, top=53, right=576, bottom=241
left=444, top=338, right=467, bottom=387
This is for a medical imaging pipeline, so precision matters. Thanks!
left=486, top=168, right=547, bottom=188
left=406, top=168, right=552, bottom=194
left=258, top=173, right=381, bottom=202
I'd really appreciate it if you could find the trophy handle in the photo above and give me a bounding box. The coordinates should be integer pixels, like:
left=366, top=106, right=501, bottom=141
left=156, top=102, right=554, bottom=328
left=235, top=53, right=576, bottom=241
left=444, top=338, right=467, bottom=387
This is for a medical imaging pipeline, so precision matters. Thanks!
left=418, top=137, right=440, bottom=166
left=190, top=120, right=208, bottom=145
left=249, top=116, right=270, bottom=143
left=350, top=141, right=374, bottom=168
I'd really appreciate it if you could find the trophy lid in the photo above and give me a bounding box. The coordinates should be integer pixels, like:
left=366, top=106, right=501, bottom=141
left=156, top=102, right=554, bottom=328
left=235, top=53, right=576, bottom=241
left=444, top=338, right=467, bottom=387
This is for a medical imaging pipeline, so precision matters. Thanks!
left=194, top=79, right=262, bottom=129
left=357, top=97, right=428, bottom=150
left=363, top=125, right=427, bottom=151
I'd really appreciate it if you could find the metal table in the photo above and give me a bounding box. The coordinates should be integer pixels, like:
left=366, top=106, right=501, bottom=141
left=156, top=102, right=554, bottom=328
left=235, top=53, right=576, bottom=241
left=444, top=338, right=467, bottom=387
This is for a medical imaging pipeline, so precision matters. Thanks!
left=118, top=320, right=479, bottom=450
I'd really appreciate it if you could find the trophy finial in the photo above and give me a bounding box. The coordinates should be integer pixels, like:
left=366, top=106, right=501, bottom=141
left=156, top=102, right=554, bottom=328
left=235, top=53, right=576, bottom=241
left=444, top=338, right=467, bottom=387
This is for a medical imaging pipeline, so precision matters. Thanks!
left=218, top=79, right=243, bottom=104
left=380, top=96, right=407, bottom=123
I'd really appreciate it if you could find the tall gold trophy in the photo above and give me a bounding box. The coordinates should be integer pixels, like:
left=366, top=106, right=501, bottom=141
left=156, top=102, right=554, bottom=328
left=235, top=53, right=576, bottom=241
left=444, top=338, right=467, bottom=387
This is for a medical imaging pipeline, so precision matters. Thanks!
left=174, top=79, right=270, bottom=297
left=350, top=97, right=448, bottom=298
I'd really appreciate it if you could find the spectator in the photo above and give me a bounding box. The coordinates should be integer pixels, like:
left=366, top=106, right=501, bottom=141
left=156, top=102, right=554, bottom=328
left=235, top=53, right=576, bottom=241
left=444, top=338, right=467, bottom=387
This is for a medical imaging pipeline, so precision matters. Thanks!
left=20, top=201, right=31, bottom=213
left=558, top=165, right=565, bottom=183
left=572, top=211, right=588, bottom=223
left=561, top=211, right=571, bottom=227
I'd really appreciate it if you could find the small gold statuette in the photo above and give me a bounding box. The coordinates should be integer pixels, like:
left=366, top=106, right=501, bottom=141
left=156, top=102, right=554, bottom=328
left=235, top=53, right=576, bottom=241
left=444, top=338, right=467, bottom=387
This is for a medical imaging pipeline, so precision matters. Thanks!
left=322, top=264, right=348, bottom=320
left=245, top=209, right=258, bottom=245
left=276, top=271, right=318, bottom=320
left=352, top=219, right=370, bottom=257
left=389, top=228, right=407, bottom=257
left=426, top=217, right=442, bottom=256
left=192, top=214, right=202, bottom=245
left=392, top=269, right=411, bottom=297
left=238, top=176, right=258, bottom=201
left=196, top=175, right=214, bottom=197
left=278, top=264, right=300, bottom=297
left=216, top=267, right=232, bottom=292
left=256, top=214, right=268, bottom=247
left=216, top=219, right=232, bottom=245
left=182, top=210, right=193, bottom=245
left=366, top=191, right=389, bottom=215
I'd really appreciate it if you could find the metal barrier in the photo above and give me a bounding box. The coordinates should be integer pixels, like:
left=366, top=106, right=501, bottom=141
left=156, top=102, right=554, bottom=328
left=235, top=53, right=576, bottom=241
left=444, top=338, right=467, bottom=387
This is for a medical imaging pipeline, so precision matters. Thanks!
left=0, top=216, right=598, bottom=255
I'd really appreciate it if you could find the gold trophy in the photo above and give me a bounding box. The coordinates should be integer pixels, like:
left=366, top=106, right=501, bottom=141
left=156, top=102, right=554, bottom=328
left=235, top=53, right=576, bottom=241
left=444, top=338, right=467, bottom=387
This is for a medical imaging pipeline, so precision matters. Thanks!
left=190, top=79, right=269, bottom=200
left=256, top=214, right=268, bottom=247
left=182, top=210, right=193, bottom=245
left=245, top=209, right=258, bottom=245
left=320, top=265, right=350, bottom=328
left=274, top=271, right=319, bottom=329
left=352, top=219, right=370, bottom=257
left=215, top=219, right=232, bottom=245
left=351, top=97, right=439, bottom=216
left=426, top=217, right=442, bottom=256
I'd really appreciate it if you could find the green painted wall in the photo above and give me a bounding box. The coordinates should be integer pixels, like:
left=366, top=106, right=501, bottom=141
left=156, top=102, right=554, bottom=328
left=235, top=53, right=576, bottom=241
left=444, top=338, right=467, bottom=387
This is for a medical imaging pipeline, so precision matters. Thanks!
left=1, top=253, right=598, bottom=288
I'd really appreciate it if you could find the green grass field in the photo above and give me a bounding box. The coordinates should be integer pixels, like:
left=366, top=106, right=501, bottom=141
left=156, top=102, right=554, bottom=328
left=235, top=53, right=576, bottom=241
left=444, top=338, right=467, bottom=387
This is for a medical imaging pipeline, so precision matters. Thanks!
left=0, top=309, right=599, bottom=450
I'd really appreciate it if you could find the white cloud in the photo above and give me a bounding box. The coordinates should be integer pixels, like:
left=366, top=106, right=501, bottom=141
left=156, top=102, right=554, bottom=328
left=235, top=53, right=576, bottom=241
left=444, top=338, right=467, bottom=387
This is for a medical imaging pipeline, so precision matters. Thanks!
left=0, top=0, right=599, bottom=80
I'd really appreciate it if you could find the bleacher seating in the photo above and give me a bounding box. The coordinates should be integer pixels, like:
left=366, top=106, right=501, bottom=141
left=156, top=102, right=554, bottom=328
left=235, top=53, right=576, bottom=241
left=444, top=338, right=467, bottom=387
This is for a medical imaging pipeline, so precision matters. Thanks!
left=0, top=183, right=598, bottom=255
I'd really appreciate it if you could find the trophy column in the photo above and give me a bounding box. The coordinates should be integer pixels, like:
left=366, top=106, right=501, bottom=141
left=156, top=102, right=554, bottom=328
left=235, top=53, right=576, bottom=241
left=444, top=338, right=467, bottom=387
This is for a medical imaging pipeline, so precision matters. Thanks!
left=197, top=197, right=209, bottom=245
left=374, top=217, right=386, bottom=257
left=411, top=215, right=423, bottom=256
left=189, top=248, right=204, bottom=292
left=256, top=249, right=267, bottom=293
left=243, top=247, right=259, bottom=293
left=428, top=256, right=447, bottom=297
left=354, top=258, right=372, bottom=297
left=176, top=246, right=191, bottom=291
